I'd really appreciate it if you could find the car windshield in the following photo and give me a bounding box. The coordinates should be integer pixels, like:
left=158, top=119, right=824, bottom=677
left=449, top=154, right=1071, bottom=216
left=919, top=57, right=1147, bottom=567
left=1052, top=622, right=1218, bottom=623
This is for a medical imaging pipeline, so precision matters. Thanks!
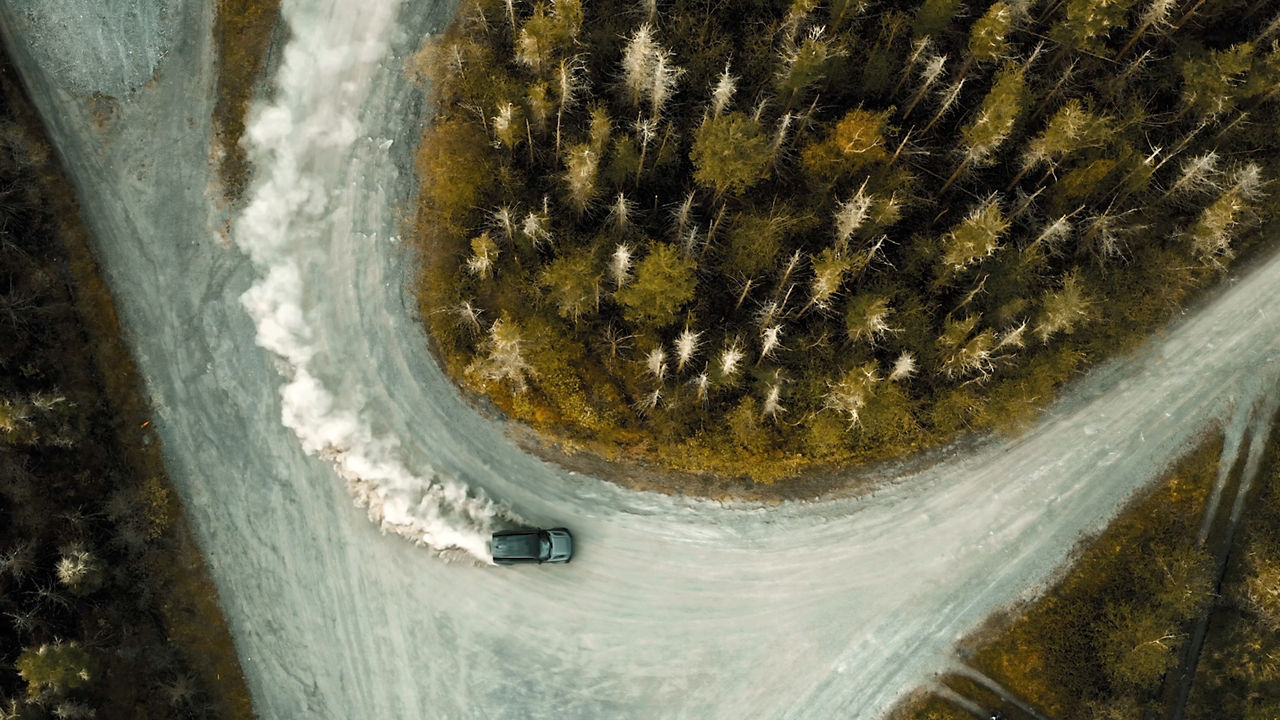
left=539, top=533, right=551, bottom=559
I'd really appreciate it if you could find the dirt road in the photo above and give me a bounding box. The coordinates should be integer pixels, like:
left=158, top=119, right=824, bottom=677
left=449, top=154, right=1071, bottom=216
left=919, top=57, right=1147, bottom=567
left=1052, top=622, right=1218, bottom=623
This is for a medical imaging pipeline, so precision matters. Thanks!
left=3, top=0, right=1279, bottom=717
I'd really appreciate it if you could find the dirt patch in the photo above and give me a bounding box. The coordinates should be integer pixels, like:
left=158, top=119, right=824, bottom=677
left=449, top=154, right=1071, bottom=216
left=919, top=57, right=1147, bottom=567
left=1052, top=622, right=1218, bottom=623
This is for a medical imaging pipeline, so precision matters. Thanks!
left=212, top=0, right=284, bottom=202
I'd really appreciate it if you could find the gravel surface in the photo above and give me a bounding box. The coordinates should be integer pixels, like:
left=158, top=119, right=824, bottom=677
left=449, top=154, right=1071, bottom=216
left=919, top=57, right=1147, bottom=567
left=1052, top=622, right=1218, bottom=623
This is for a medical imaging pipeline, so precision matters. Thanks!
left=3, top=1, right=1280, bottom=718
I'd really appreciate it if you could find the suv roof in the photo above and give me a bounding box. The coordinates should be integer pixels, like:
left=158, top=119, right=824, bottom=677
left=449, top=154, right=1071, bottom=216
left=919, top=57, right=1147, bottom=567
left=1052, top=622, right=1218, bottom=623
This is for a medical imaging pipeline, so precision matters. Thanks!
left=491, top=532, right=541, bottom=560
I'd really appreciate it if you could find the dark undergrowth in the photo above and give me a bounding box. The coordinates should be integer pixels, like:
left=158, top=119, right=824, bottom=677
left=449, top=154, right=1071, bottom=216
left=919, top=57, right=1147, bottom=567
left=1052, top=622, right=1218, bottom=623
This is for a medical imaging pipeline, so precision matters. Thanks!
left=891, top=434, right=1222, bottom=719
left=0, top=59, right=255, bottom=719
left=893, top=414, right=1280, bottom=720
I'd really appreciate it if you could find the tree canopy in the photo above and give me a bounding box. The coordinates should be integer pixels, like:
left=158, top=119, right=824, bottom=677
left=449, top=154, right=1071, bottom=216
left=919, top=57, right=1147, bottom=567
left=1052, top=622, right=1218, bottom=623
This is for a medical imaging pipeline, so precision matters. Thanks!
left=412, top=0, right=1280, bottom=482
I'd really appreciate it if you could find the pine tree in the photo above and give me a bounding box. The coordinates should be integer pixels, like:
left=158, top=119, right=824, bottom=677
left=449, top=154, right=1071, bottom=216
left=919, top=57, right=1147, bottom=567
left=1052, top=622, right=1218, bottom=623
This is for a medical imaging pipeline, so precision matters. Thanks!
left=619, top=23, right=682, bottom=120
left=965, top=2, right=1015, bottom=73
left=777, top=27, right=842, bottom=102
left=1179, top=43, right=1255, bottom=120
left=1185, top=184, right=1246, bottom=266
left=913, top=0, right=963, bottom=39
left=55, top=544, right=103, bottom=596
left=944, top=65, right=1027, bottom=190
left=936, top=315, right=998, bottom=379
left=824, top=363, right=880, bottom=426
left=901, top=52, right=946, bottom=118
left=553, top=56, right=586, bottom=153
left=467, top=315, right=535, bottom=392
left=1240, top=42, right=1280, bottom=106
left=845, top=293, right=895, bottom=342
left=609, top=242, right=633, bottom=288
left=491, top=102, right=524, bottom=150
left=552, top=0, right=584, bottom=39
left=1015, top=99, right=1112, bottom=185
left=724, top=210, right=789, bottom=277
left=1051, top=0, right=1141, bottom=54
left=1181, top=163, right=1266, bottom=267
left=1159, top=151, right=1222, bottom=202
left=621, top=24, right=658, bottom=107
left=527, top=82, right=553, bottom=134
left=829, top=0, right=871, bottom=28
left=466, top=232, right=500, bottom=279
left=15, top=642, right=96, bottom=697
left=615, top=243, right=697, bottom=326
left=888, top=352, right=918, bottom=381
left=834, top=181, right=875, bottom=243
left=1116, top=0, right=1176, bottom=58
left=718, top=340, right=746, bottom=379
left=515, top=4, right=562, bottom=73
left=588, top=105, right=612, bottom=153
left=1035, top=270, right=1092, bottom=341
left=690, top=112, right=773, bottom=196
left=674, top=327, right=701, bottom=372
left=921, top=77, right=966, bottom=134
left=539, top=248, right=601, bottom=321
left=941, top=198, right=1009, bottom=270
left=709, top=62, right=737, bottom=118
left=562, top=143, right=600, bottom=212
left=809, top=246, right=853, bottom=309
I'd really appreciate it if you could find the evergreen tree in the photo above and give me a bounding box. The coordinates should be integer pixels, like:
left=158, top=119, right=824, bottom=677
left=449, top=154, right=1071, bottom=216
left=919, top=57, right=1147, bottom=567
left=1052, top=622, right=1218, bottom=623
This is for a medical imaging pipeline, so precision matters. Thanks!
left=467, top=315, right=535, bottom=392
left=466, top=231, right=500, bottom=279
left=615, top=243, right=697, bottom=326
left=966, top=1, right=1015, bottom=71
left=777, top=27, right=841, bottom=101
left=515, top=5, right=562, bottom=73
left=540, top=248, right=602, bottom=321
left=1051, top=0, right=1141, bottom=54
left=936, top=314, right=998, bottom=379
left=913, top=0, right=964, bottom=39
left=1179, top=42, right=1255, bottom=120
left=941, top=198, right=1009, bottom=270
left=1016, top=99, right=1111, bottom=183
left=562, top=143, right=600, bottom=212
left=845, top=293, right=895, bottom=343
left=690, top=112, right=773, bottom=196
left=15, top=642, right=96, bottom=698
left=1035, top=270, right=1092, bottom=341
left=943, top=65, right=1027, bottom=190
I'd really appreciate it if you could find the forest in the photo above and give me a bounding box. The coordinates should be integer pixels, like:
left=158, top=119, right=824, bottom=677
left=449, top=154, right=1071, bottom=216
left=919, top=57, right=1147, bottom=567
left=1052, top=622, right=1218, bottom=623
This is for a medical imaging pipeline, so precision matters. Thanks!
left=0, top=69, right=253, bottom=719
left=412, top=0, right=1280, bottom=481
left=893, top=420, right=1280, bottom=719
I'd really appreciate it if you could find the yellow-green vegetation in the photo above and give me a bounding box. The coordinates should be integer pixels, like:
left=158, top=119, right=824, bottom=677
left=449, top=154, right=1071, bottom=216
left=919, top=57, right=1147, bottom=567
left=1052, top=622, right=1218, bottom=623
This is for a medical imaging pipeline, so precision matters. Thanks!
left=887, top=692, right=971, bottom=720
left=412, top=0, right=1280, bottom=483
left=0, top=72, right=255, bottom=718
left=213, top=0, right=282, bottom=200
left=891, top=418, right=1280, bottom=720
left=920, top=438, right=1217, bottom=718
left=1185, top=424, right=1280, bottom=719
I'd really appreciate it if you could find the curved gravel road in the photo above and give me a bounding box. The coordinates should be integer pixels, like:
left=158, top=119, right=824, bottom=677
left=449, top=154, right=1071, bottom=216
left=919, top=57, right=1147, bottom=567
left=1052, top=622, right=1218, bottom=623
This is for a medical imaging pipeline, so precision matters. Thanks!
left=4, top=0, right=1280, bottom=718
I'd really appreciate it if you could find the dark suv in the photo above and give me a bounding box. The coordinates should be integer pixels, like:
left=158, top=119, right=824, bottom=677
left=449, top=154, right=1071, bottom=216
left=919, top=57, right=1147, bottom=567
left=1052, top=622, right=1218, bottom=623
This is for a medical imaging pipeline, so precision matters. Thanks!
left=491, top=528, right=574, bottom=565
